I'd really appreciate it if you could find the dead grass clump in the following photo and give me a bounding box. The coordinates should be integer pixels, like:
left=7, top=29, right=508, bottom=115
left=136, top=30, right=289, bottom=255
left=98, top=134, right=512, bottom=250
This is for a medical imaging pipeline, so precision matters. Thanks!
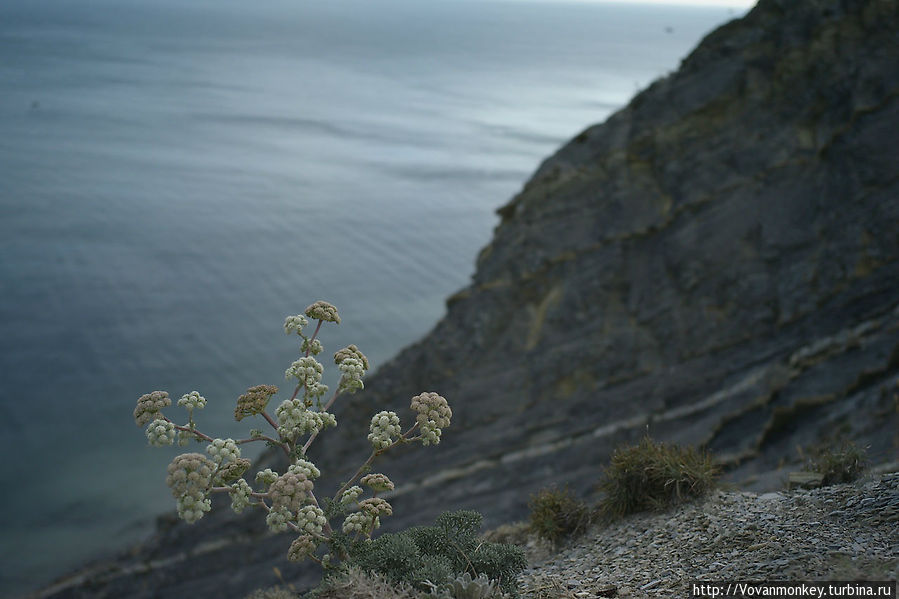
left=244, top=586, right=296, bottom=599
left=807, top=442, right=867, bottom=486
left=598, top=435, right=717, bottom=520
left=528, top=486, right=593, bottom=544
left=313, top=566, right=421, bottom=599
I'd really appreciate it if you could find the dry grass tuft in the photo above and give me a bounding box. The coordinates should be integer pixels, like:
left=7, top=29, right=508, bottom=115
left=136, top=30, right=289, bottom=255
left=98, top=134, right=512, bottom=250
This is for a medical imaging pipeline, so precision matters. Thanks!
left=597, top=435, right=718, bottom=520
left=527, top=486, right=593, bottom=544
left=807, top=441, right=867, bottom=486
left=314, top=566, right=423, bottom=599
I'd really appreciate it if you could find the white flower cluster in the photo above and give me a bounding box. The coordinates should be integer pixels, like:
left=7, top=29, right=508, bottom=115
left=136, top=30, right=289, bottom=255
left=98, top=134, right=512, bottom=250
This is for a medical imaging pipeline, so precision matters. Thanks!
left=206, top=438, right=240, bottom=465
left=288, top=535, right=318, bottom=562
left=342, top=498, right=391, bottom=536
left=296, top=505, right=327, bottom=535
left=420, top=424, right=441, bottom=446
left=285, top=356, right=323, bottom=386
left=134, top=391, right=171, bottom=427
left=285, top=357, right=328, bottom=398
left=288, top=459, right=321, bottom=480
left=177, top=429, right=195, bottom=447
left=342, top=510, right=378, bottom=535
left=146, top=419, right=175, bottom=446
left=359, top=497, right=393, bottom=519
left=166, top=453, right=214, bottom=524
left=275, top=399, right=336, bottom=439
left=269, top=471, right=314, bottom=513
left=304, top=300, right=340, bottom=323
left=266, top=505, right=292, bottom=533
left=368, top=411, right=401, bottom=450
left=337, top=357, right=365, bottom=393
left=318, top=411, right=337, bottom=430
left=255, top=468, right=278, bottom=487
left=177, top=391, right=206, bottom=411
left=284, top=314, right=308, bottom=336
left=334, top=344, right=370, bottom=370
left=340, top=485, right=363, bottom=505
left=177, top=493, right=212, bottom=524
left=301, top=338, right=323, bottom=356
left=360, top=473, right=394, bottom=493
left=229, top=479, right=253, bottom=513
left=275, top=399, right=307, bottom=437
left=410, top=392, right=452, bottom=446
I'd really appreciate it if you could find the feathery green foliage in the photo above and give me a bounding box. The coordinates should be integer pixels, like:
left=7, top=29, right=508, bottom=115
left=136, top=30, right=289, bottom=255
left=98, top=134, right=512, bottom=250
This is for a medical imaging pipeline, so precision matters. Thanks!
left=346, top=510, right=526, bottom=596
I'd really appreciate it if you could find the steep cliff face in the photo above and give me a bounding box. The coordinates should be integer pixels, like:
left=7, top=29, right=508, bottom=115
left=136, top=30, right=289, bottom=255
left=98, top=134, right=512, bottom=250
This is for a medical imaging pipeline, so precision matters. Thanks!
left=324, top=0, right=898, bottom=512
left=38, top=0, right=899, bottom=597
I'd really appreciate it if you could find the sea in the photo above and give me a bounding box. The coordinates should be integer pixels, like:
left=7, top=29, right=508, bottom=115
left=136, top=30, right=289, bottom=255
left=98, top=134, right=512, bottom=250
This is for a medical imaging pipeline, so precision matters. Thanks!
left=0, top=0, right=747, bottom=595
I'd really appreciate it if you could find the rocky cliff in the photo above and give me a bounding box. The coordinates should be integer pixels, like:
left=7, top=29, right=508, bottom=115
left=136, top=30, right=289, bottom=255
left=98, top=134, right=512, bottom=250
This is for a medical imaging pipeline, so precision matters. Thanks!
left=35, top=0, right=899, bottom=597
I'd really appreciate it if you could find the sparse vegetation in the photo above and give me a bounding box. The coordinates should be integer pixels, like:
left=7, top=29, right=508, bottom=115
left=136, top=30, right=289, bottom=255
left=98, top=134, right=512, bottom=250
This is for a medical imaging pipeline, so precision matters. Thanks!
left=309, top=567, right=421, bottom=599
left=807, top=441, right=867, bottom=486
left=597, top=435, right=718, bottom=519
left=527, top=486, right=592, bottom=544
left=244, top=586, right=297, bottom=599
left=308, top=567, right=511, bottom=599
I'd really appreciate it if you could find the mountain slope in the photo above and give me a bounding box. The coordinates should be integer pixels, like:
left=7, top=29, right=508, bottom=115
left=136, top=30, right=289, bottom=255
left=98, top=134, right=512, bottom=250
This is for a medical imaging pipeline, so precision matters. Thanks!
left=320, top=0, right=898, bottom=519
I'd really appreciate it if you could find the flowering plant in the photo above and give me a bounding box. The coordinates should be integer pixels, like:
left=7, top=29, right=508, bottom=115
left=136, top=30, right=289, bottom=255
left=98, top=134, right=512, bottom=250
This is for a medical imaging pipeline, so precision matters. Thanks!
left=134, top=300, right=451, bottom=568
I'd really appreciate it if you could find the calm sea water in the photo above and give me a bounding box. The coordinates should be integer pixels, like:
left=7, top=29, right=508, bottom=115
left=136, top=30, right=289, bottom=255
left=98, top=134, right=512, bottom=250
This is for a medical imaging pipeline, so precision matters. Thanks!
left=0, top=0, right=745, bottom=595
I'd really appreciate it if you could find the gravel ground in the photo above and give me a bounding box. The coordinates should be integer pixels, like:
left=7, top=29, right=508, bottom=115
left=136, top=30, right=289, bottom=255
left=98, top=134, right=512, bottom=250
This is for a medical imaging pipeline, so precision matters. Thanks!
left=507, top=472, right=898, bottom=598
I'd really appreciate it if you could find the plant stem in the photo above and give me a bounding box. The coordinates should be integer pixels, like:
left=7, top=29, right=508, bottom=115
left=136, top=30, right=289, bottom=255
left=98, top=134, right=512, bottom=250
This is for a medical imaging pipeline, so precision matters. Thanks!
left=288, top=319, right=325, bottom=404
left=236, top=434, right=283, bottom=447
left=259, top=411, right=293, bottom=458
left=307, top=490, right=334, bottom=536
left=261, top=410, right=279, bottom=432
left=301, top=387, right=343, bottom=454
left=307, top=320, right=323, bottom=354
left=333, top=423, right=420, bottom=500
left=165, top=419, right=213, bottom=442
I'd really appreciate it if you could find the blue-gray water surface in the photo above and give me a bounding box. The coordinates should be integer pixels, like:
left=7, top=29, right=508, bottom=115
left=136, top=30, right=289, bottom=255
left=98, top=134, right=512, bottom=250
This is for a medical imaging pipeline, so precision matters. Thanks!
left=0, top=0, right=746, bottom=595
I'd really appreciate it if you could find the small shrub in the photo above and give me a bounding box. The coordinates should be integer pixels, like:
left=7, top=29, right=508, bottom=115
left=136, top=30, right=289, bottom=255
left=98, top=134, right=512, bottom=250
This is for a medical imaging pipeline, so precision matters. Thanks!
left=807, top=442, right=867, bottom=486
left=480, top=522, right=529, bottom=547
left=527, top=486, right=592, bottom=544
left=345, top=510, right=526, bottom=597
left=598, top=435, right=717, bottom=519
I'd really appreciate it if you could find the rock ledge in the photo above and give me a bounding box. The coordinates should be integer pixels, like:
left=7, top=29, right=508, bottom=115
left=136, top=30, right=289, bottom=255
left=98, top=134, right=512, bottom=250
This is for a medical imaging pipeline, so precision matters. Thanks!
left=517, top=472, right=899, bottom=598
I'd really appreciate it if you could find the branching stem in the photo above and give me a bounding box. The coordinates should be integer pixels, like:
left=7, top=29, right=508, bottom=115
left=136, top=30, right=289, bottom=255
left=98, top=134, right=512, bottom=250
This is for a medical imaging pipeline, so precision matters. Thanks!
left=165, top=420, right=213, bottom=442
left=301, top=387, right=342, bottom=454
left=333, top=422, right=420, bottom=501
